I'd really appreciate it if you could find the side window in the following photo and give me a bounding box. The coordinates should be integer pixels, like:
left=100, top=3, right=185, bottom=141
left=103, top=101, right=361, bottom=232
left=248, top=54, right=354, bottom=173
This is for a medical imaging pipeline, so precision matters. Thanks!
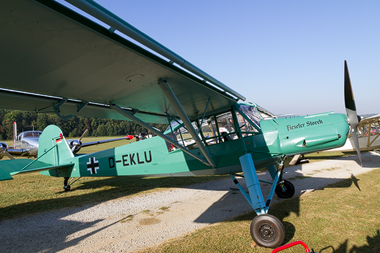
left=199, top=111, right=238, bottom=145
left=164, top=121, right=199, bottom=151
left=164, top=110, right=239, bottom=151
left=216, top=112, right=237, bottom=142
left=201, top=116, right=218, bottom=145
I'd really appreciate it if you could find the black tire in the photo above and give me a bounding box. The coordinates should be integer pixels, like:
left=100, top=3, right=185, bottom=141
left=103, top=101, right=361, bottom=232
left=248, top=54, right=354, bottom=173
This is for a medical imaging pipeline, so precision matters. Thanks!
left=250, top=214, right=285, bottom=248
left=275, top=180, right=295, bottom=199
left=63, top=185, right=71, bottom=192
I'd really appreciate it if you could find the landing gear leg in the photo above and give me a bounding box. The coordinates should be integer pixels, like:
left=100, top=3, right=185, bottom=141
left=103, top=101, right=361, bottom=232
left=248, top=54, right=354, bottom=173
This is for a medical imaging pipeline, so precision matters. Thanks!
left=268, top=160, right=295, bottom=199
left=230, top=153, right=286, bottom=248
left=63, top=177, right=81, bottom=191
left=63, top=177, right=71, bottom=191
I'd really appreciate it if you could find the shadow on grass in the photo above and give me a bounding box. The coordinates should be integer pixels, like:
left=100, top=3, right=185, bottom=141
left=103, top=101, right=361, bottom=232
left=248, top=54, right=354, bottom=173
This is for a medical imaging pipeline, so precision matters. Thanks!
left=0, top=175, right=230, bottom=253
left=219, top=172, right=368, bottom=246
left=1, top=151, right=379, bottom=252
left=319, top=230, right=380, bottom=252
left=0, top=175, right=227, bottom=221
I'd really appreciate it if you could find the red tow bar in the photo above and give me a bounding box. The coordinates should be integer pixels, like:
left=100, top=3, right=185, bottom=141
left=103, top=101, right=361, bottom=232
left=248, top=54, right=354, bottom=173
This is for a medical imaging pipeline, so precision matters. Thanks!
left=272, top=240, right=316, bottom=253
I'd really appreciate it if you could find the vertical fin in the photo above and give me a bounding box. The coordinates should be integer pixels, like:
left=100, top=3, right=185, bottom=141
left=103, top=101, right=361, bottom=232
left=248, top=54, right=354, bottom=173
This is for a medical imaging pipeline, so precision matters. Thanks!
left=37, top=125, right=74, bottom=166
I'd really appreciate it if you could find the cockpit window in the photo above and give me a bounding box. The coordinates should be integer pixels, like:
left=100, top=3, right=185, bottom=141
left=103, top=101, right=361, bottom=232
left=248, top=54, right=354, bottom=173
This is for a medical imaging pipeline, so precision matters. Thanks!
left=164, top=110, right=239, bottom=152
left=235, top=111, right=259, bottom=136
left=164, top=120, right=199, bottom=151
left=164, top=105, right=264, bottom=152
left=238, top=104, right=262, bottom=128
left=18, top=131, right=43, bottom=139
left=23, top=131, right=42, bottom=138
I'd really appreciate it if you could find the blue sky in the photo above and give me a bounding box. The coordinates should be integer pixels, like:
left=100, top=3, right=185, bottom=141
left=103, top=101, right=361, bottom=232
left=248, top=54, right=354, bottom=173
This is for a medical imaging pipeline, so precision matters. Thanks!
left=67, top=1, right=379, bottom=116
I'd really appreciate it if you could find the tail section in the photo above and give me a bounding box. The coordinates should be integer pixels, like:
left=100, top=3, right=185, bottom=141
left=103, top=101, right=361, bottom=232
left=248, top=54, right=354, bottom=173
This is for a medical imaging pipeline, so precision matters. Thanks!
left=37, top=125, right=74, bottom=165
left=0, top=125, right=74, bottom=181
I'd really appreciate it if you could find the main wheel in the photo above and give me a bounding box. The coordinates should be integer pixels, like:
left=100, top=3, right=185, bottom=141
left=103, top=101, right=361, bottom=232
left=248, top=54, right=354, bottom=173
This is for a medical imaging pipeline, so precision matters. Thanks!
left=275, top=180, right=295, bottom=199
left=250, top=214, right=285, bottom=248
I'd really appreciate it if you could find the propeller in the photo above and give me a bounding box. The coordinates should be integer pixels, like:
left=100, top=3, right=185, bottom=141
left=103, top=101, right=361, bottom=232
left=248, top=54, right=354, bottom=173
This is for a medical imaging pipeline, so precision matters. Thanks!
left=344, top=60, right=362, bottom=165
left=69, top=128, right=89, bottom=153
left=0, top=142, right=15, bottom=160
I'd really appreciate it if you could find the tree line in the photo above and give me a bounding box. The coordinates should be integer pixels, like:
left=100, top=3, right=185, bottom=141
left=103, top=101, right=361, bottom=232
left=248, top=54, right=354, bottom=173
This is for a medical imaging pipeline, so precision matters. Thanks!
left=0, top=110, right=166, bottom=140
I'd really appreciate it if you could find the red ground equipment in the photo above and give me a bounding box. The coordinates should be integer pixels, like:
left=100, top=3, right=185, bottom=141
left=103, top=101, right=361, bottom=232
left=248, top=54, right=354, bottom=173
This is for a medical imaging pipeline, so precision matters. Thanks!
left=272, top=241, right=317, bottom=253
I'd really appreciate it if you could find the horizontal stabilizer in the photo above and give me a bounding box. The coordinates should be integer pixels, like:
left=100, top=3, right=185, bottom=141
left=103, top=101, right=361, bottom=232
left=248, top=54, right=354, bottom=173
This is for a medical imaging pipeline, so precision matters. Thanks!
left=0, top=159, right=73, bottom=181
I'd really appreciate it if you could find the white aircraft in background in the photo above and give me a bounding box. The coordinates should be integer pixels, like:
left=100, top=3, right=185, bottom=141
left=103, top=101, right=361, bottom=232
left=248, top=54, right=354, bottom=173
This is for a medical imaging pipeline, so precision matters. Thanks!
left=0, top=122, right=134, bottom=159
left=326, top=114, right=380, bottom=152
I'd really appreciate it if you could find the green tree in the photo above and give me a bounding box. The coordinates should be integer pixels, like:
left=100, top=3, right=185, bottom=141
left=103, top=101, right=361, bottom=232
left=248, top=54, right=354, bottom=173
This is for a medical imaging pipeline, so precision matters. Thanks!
left=36, top=113, right=49, bottom=131
left=96, top=124, right=106, bottom=136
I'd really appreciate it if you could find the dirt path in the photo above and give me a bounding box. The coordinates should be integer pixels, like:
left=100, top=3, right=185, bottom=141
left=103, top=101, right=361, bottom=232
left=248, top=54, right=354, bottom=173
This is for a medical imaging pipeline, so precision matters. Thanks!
left=1, top=152, right=379, bottom=253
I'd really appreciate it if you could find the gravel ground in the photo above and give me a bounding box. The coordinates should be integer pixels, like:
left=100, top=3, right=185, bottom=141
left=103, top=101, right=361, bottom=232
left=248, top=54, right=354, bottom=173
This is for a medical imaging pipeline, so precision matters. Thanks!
left=1, top=151, right=379, bottom=253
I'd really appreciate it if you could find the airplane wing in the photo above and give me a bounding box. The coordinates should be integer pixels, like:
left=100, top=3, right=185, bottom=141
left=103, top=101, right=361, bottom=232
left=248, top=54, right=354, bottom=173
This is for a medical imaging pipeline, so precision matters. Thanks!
left=80, top=136, right=133, bottom=147
left=0, top=0, right=245, bottom=124
left=324, top=114, right=380, bottom=152
left=67, top=135, right=134, bottom=153
left=358, top=114, right=380, bottom=127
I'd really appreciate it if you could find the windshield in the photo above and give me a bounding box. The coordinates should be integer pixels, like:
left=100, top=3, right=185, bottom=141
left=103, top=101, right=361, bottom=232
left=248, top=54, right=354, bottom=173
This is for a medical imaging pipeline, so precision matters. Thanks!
left=22, top=131, right=42, bottom=138
left=238, top=104, right=262, bottom=129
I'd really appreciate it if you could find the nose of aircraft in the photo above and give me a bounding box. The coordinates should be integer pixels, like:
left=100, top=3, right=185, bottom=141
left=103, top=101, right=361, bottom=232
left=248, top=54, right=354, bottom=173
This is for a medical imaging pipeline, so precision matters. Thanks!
left=261, top=61, right=360, bottom=163
left=26, top=139, right=39, bottom=156
left=261, top=112, right=349, bottom=156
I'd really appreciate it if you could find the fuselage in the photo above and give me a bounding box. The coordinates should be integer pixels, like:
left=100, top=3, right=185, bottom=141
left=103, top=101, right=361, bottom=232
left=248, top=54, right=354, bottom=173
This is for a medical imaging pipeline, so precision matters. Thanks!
left=40, top=104, right=349, bottom=179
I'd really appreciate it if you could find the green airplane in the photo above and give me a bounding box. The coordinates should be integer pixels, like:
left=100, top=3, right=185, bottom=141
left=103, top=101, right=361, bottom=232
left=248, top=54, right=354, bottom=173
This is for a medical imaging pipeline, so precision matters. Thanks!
left=0, top=0, right=361, bottom=248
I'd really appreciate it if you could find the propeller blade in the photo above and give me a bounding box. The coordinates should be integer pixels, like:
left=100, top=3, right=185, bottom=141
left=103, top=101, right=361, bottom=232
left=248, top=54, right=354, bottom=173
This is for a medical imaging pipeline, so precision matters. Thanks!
left=344, top=60, right=362, bottom=165
left=78, top=128, right=89, bottom=142
left=4, top=151, right=15, bottom=160
left=351, top=127, right=362, bottom=165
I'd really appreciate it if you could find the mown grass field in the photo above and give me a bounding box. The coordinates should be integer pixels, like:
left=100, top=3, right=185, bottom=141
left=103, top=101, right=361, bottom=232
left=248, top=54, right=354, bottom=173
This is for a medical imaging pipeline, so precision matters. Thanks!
left=1, top=136, right=378, bottom=252
left=139, top=168, right=380, bottom=253
left=0, top=137, right=227, bottom=221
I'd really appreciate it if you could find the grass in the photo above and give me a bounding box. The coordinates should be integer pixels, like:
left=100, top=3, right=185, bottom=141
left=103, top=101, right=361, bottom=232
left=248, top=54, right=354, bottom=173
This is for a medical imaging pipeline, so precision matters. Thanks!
left=0, top=138, right=227, bottom=221
left=2, top=136, right=377, bottom=251
left=138, top=168, right=380, bottom=253
left=0, top=139, right=362, bottom=222
left=0, top=172, right=227, bottom=221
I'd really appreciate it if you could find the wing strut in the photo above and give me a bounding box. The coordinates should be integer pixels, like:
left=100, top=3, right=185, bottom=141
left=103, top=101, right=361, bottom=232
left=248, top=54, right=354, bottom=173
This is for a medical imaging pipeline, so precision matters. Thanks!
left=197, top=98, right=211, bottom=134
left=53, top=98, right=74, bottom=120
left=110, top=104, right=214, bottom=167
left=157, top=79, right=216, bottom=168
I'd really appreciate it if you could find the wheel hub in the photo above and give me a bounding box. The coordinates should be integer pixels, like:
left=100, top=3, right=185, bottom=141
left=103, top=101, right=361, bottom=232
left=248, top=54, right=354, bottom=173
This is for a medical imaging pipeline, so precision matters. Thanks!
left=259, top=224, right=275, bottom=241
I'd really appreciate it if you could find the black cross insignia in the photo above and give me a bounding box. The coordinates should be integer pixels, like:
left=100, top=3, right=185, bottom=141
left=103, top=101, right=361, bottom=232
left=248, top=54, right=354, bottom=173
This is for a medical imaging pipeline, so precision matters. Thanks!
left=87, top=157, right=99, bottom=174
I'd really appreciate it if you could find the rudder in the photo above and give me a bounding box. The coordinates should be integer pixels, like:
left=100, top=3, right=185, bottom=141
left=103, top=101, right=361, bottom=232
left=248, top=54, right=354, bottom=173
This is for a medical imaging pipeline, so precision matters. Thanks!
left=38, top=125, right=74, bottom=166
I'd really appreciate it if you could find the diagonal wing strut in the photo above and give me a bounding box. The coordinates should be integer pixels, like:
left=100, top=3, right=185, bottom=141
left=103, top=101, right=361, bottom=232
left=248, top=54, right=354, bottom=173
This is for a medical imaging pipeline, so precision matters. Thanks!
left=110, top=104, right=214, bottom=167
left=157, top=79, right=216, bottom=168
